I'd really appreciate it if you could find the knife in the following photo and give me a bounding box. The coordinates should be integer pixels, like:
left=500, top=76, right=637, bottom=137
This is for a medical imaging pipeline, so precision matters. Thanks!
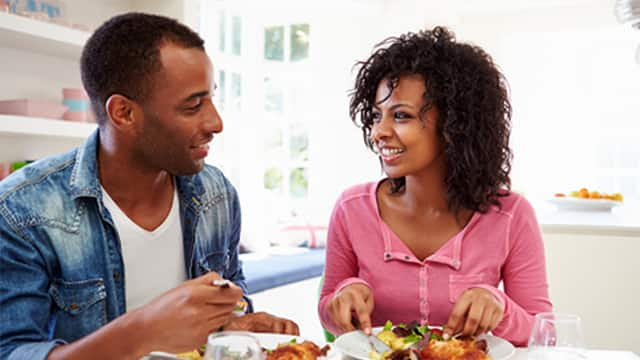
left=351, top=318, right=390, bottom=353
left=366, top=331, right=392, bottom=353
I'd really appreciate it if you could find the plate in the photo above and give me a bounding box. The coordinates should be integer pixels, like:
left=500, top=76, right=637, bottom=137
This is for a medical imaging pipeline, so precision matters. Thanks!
left=334, top=327, right=515, bottom=360
left=145, top=333, right=336, bottom=360
left=548, top=197, right=622, bottom=212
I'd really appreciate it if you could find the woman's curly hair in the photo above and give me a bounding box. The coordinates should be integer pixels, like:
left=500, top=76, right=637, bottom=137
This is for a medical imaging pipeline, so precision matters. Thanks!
left=350, top=26, right=512, bottom=213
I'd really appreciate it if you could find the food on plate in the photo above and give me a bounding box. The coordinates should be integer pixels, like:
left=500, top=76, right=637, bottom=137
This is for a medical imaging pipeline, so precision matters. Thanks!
left=174, top=339, right=330, bottom=360
left=368, top=321, right=490, bottom=360
left=558, top=188, right=623, bottom=202
left=175, top=349, right=204, bottom=359
left=266, top=339, right=330, bottom=360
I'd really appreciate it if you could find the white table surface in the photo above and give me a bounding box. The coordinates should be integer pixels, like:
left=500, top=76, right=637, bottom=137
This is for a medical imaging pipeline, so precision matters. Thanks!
left=511, top=349, right=639, bottom=359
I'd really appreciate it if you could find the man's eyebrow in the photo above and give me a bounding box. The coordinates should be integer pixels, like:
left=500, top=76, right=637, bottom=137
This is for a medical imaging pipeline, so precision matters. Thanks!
left=183, top=91, right=210, bottom=103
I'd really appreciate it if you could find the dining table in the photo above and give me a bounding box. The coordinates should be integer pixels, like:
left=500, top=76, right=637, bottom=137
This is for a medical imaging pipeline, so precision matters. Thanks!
left=506, top=349, right=639, bottom=360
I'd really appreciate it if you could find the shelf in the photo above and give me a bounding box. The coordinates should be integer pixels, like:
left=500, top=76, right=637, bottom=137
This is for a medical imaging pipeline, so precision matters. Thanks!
left=0, top=115, right=96, bottom=162
left=0, top=114, right=95, bottom=138
left=0, top=11, right=89, bottom=59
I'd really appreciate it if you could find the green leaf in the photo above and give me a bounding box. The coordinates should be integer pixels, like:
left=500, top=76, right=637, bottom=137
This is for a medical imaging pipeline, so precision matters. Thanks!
left=289, top=338, right=297, bottom=344
left=416, top=325, right=430, bottom=336
left=383, top=320, right=393, bottom=331
left=403, top=334, right=422, bottom=344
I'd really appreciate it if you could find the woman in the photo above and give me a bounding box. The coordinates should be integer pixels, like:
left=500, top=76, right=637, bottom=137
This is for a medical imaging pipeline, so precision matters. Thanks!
left=318, top=27, right=551, bottom=346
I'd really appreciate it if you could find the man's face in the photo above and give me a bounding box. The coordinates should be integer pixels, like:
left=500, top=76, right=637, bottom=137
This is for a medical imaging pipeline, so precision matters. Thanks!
left=133, top=42, right=222, bottom=176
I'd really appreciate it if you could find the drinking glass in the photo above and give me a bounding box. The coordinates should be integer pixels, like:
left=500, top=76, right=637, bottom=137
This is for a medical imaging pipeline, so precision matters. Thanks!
left=203, top=331, right=263, bottom=360
left=528, top=312, right=587, bottom=360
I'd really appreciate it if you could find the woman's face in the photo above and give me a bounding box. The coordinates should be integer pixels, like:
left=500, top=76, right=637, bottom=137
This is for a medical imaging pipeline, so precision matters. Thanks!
left=371, top=74, right=444, bottom=179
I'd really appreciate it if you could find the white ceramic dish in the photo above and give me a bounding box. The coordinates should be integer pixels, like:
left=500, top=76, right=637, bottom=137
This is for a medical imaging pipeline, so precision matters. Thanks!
left=334, top=327, right=515, bottom=360
left=548, top=197, right=622, bottom=212
left=144, top=332, right=335, bottom=360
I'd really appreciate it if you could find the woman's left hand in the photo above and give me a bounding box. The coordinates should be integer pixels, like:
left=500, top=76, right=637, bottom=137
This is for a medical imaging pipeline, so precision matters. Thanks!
left=443, top=287, right=504, bottom=338
left=222, top=312, right=300, bottom=335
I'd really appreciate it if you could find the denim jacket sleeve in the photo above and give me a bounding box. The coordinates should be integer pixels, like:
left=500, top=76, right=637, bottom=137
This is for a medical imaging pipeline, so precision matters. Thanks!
left=223, top=182, right=253, bottom=313
left=0, top=213, right=67, bottom=360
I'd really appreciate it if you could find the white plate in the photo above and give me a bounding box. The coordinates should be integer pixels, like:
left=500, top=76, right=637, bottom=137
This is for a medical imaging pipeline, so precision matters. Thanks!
left=548, top=197, right=622, bottom=212
left=145, top=333, right=335, bottom=359
left=334, top=327, right=515, bottom=360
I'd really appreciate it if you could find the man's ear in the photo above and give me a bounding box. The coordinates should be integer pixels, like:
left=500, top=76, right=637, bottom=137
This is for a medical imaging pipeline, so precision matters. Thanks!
left=105, top=94, right=137, bottom=130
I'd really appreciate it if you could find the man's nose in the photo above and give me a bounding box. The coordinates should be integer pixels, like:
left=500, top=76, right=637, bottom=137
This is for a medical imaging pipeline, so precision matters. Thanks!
left=204, top=100, right=223, bottom=134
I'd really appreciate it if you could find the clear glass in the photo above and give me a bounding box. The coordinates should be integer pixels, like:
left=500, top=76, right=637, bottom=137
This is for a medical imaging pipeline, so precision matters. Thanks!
left=203, top=331, right=263, bottom=360
left=528, top=312, right=587, bottom=360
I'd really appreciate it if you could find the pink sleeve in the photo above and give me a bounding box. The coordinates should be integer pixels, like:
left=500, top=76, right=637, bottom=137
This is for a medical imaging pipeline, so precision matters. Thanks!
left=488, top=197, right=553, bottom=346
left=317, top=199, right=371, bottom=335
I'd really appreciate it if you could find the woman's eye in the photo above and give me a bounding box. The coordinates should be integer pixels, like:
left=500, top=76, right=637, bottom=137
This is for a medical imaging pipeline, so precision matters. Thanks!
left=371, top=112, right=382, bottom=123
left=394, top=111, right=411, bottom=120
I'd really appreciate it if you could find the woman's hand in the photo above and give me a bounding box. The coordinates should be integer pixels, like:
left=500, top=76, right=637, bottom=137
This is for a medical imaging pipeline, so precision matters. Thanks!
left=222, top=312, right=299, bottom=335
left=326, top=283, right=374, bottom=334
left=443, top=287, right=504, bottom=338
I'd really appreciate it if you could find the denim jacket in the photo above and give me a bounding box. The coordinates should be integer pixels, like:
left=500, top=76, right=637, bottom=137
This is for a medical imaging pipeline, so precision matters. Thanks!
left=0, top=131, right=249, bottom=360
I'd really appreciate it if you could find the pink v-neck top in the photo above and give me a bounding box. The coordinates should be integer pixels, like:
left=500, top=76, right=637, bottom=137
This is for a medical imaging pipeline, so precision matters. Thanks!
left=318, top=181, right=552, bottom=346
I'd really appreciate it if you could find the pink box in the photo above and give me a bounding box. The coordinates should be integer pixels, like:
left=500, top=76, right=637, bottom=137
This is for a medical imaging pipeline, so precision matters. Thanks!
left=62, top=88, right=88, bottom=100
left=0, top=99, right=68, bottom=119
left=63, top=110, right=87, bottom=122
left=0, top=163, right=10, bottom=181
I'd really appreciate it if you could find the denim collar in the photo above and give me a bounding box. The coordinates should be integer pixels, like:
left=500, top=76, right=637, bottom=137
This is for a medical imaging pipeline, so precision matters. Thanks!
left=69, top=130, right=102, bottom=200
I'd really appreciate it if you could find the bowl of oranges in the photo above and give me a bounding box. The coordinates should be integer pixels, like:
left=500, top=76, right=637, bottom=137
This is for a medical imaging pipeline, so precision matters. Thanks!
left=549, top=188, right=623, bottom=212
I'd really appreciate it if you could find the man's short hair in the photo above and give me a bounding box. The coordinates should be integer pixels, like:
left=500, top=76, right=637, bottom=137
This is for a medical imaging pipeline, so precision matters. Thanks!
left=81, top=12, right=205, bottom=126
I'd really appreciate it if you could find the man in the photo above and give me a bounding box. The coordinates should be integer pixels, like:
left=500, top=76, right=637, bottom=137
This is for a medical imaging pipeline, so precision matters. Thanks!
left=0, top=13, right=298, bottom=360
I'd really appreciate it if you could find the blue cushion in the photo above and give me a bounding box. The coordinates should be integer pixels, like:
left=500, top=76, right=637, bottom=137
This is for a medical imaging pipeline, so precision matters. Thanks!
left=241, top=248, right=325, bottom=294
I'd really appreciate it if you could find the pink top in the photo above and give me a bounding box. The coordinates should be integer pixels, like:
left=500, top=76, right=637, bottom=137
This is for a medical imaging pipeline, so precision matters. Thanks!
left=318, top=181, right=552, bottom=346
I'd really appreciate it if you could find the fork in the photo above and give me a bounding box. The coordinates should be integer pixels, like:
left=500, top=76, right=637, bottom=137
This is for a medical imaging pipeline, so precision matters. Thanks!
left=369, top=333, right=391, bottom=353
left=357, top=330, right=391, bottom=353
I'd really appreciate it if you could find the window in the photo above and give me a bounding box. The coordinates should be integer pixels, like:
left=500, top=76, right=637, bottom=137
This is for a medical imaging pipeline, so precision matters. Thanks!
left=216, top=70, right=226, bottom=110
left=264, top=26, right=285, bottom=61
left=264, top=77, right=284, bottom=114
left=217, top=11, right=226, bottom=52
left=230, top=72, right=241, bottom=111
left=200, top=1, right=385, bottom=251
left=290, top=24, right=310, bottom=61
left=232, top=16, right=242, bottom=56
left=499, top=27, right=640, bottom=201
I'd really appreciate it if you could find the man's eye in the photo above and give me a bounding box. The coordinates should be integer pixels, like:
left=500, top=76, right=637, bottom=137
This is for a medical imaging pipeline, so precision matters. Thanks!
left=186, top=100, right=202, bottom=111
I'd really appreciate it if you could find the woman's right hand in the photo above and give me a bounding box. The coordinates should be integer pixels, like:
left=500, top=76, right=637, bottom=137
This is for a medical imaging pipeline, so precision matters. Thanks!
left=326, top=283, right=374, bottom=334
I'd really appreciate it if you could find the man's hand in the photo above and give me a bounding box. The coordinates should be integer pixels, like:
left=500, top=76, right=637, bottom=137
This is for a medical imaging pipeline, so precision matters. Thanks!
left=443, top=287, right=504, bottom=338
left=326, top=283, right=374, bottom=335
left=135, top=272, right=243, bottom=353
left=223, top=312, right=300, bottom=335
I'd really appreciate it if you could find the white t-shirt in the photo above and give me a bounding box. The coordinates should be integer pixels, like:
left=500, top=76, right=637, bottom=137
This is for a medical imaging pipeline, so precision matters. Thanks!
left=101, top=185, right=186, bottom=311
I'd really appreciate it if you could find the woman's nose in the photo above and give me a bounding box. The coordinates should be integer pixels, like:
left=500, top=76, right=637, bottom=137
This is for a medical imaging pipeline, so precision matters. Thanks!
left=371, top=118, right=392, bottom=142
